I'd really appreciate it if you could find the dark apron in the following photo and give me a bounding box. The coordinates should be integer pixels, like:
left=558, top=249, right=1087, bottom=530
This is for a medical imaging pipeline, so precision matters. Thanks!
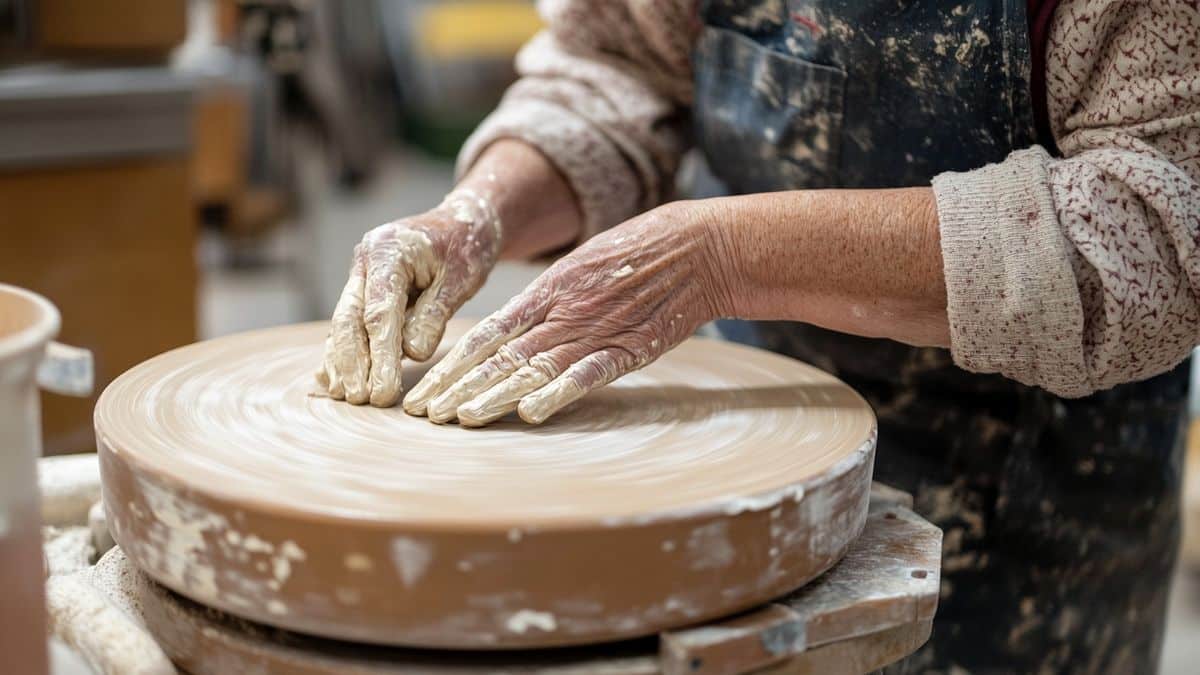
left=692, top=1, right=1190, bottom=672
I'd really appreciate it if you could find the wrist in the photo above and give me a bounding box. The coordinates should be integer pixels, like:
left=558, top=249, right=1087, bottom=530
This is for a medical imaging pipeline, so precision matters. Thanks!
left=688, top=198, right=744, bottom=320
left=438, top=188, right=503, bottom=256
left=457, top=139, right=583, bottom=258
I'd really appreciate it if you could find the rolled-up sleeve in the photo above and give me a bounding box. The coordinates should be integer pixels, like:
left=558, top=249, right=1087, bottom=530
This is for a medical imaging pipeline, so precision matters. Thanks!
left=933, top=0, right=1200, bottom=397
left=456, top=0, right=697, bottom=239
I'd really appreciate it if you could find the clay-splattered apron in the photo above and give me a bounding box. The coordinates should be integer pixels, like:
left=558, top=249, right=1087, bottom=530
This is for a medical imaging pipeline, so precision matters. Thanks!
left=693, top=1, right=1190, bottom=672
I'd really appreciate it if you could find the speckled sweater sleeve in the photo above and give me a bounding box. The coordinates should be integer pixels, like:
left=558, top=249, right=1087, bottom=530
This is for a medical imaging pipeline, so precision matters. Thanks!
left=933, top=0, right=1200, bottom=397
left=456, top=0, right=697, bottom=238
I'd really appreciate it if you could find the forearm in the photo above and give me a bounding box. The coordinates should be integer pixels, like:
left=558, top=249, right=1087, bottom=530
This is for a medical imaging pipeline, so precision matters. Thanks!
left=455, top=139, right=583, bottom=260
left=705, top=187, right=950, bottom=347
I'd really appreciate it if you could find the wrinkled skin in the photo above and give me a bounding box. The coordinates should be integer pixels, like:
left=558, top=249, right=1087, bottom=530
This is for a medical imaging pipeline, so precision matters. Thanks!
left=403, top=201, right=726, bottom=426
left=317, top=190, right=501, bottom=407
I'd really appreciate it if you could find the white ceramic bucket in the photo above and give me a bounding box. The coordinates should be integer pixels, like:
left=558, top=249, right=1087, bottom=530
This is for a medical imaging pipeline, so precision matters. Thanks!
left=0, top=284, right=92, bottom=675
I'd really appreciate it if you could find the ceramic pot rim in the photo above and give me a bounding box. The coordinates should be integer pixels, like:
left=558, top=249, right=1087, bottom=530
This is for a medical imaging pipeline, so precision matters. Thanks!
left=0, top=283, right=61, bottom=364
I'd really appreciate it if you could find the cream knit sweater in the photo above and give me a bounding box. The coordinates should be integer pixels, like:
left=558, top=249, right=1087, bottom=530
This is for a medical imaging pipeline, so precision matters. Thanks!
left=458, top=0, right=1200, bottom=398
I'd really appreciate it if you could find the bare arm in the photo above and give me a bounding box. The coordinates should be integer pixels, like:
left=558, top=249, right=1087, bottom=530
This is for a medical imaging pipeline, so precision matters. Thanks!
left=455, top=139, right=583, bottom=260
left=706, top=187, right=949, bottom=347
left=402, top=188, right=949, bottom=425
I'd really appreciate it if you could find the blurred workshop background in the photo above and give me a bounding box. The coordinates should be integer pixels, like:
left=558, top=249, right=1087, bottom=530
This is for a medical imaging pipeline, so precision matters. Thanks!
left=0, top=0, right=546, bottom=457
left=1, top=1, right=1198, bottom=668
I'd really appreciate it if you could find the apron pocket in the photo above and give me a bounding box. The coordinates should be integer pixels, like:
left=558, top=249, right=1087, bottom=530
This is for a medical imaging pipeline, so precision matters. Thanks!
left=693, top=26, right=847, bottom=192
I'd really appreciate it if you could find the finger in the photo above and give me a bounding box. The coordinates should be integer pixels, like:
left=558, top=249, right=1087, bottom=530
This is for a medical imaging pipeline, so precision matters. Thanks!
left=403, top=275, right=455, bottom=362
left=456, top=359, right=557, bottom=428
left=425, top=323, right=568, bottom=424
left=315, top=331, right=332, bottom=390
left=402, top=292, right=546, bottom=416
left=328, top=248, right=371, bottom=403
left=517, top=347, right=641, bottom=425
left=364, top=252, right=410, bottom=407
left=426, top=344, right=524, bottom=424
left=455, top=341, right=595, bottom=427
left=319, top=344, right=344, bottom=399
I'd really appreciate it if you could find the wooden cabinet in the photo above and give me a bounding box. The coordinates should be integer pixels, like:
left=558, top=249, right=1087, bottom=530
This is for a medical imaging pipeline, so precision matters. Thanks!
left=0, top=159, right=197, bottom=455
left=0, top=67, right=196, bottom=455
left=37, top=0, right=186, bottom=58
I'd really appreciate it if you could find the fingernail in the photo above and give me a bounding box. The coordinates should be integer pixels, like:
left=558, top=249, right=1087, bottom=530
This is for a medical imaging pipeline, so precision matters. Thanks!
left=327, top=373, right=345, bottom=399
left=402, top=377, right=438, bottom=415
left=517, top=396, right=553, bottom=425
left=406, top=330, right=436, bottom=361
left=427, top=388, right=467, bottom=423
left=460, top=368, right=552, bottom=427
left=517, top=380, right=576, bottom=424
left=370, top=382, right=401, bottom=407
left=517, top=407, right=548, bottom=425
left=456, top=400, right=495, bottom=428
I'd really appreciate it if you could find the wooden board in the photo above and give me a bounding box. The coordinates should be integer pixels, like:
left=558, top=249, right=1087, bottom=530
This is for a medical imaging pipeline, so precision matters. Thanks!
left=102, top=487, right=937, bottom=674
left=96, top=321, right=877, bottom=648
left=659, top=492, right=941, bottom=674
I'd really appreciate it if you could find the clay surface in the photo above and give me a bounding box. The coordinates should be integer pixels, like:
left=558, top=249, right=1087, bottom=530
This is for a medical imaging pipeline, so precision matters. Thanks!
left=96, top=321, right=876, bottom=648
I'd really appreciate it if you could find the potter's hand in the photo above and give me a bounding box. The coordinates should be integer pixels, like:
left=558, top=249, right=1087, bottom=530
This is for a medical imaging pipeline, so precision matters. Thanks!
left=403, top=201, right=727, bottom=426
left=318, top=190, right=501, bottom=407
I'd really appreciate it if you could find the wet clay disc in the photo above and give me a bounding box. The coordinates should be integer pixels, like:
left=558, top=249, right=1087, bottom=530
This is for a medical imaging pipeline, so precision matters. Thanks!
left=96, top=321, right=876, bottom=649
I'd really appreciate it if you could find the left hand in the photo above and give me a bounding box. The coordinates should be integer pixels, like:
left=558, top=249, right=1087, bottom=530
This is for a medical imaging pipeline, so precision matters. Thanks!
left=401, top=201, right=729, bottom=426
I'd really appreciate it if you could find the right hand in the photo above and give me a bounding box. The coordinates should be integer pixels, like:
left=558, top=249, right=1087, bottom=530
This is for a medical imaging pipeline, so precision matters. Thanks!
left=316, top=190, right=501, bottom=407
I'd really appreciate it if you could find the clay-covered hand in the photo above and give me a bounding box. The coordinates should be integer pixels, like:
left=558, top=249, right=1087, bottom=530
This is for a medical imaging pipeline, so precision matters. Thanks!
left=403, top=201, right=728, bottom=426
left=318, top=190, right=501, bottom=407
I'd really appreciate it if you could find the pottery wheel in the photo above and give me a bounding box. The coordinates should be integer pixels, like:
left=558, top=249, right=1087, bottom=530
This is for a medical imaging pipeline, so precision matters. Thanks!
left=96, top=320, right=876, bottom=649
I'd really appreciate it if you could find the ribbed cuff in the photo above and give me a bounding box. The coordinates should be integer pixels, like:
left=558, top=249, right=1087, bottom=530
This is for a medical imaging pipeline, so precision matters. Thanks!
left=456, top=99, right=641, bottom=240
left=933, top=146, right=1090, bottom=397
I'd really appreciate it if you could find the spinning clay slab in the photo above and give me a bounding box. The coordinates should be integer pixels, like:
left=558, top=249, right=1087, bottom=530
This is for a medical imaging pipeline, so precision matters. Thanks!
left=96, top=321, right=877, bottom=649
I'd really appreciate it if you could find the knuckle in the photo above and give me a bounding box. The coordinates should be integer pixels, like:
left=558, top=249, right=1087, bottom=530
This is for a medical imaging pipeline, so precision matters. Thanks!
left=363, top=224, right=394, bottom=246
left=528, top=353, right=561, bottom=378
left=362, top=302, right=395, bottom=328
left=610, top=330, right=648, bottom=354
left=493, top=344, right=528, bottom=373
left=606, top=343, right=645, bottom=369
left=568, top=357, right=607, bottom=386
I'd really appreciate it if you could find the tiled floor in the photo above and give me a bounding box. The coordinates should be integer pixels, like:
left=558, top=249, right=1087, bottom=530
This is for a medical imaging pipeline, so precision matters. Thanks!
left=200, top=150, right=1200, bottom=673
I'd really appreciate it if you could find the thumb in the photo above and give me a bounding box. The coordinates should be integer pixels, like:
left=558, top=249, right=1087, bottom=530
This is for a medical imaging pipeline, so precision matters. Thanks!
left=403, top=278, right=459, bottom=361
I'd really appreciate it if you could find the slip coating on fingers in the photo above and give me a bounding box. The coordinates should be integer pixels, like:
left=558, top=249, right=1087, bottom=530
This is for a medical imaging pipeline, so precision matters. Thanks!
left=323, top=250, right=371, bottom=403
left=403, top=318, right=526, bottom=415
left=517, top=347, right=643, bottom=424
left=425, top=322, right=572, bottom=423
left=363, top=230, right=434, bottom=407
left=451, top=340, right=599, bottom=425
left=457, top=361, right=556, bottom=427
left=427, top=344, right=526, bottom=423
left=402, top=291, right=547, bottom=415
left=318, top=188, right=503, bottom=407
